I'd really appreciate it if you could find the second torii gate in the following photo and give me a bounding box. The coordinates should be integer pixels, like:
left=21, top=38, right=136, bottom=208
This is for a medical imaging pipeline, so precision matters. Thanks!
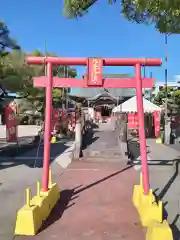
left=26, top=56, right=162, bottom=195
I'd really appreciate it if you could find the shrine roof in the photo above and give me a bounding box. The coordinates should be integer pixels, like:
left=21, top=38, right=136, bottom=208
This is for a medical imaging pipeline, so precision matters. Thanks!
left=69, top=88, right=136, bottom=99
left=69, top=73, right=136, bottom=99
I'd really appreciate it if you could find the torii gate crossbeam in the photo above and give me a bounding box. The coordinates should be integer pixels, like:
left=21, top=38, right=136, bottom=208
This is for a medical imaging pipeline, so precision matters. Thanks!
left=33, top=76, right=154, bottom=88
left=26, top=56, right=162, bottom=195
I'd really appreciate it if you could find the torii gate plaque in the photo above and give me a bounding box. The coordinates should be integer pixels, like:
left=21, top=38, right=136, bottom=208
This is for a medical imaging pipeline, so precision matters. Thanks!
left=26, top=56, right=162, bottom=194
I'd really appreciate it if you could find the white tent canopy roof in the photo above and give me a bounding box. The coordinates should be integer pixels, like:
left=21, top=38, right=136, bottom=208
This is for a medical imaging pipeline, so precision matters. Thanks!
left=112, top=96, right=162, bottom=113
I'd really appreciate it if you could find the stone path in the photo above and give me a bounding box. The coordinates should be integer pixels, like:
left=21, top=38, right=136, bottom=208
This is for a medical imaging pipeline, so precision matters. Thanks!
left=14, top=122, right=145, bottom=240
left=82, top=122, right=122, bottom=161
left=15, top=161, right=145, bottom=240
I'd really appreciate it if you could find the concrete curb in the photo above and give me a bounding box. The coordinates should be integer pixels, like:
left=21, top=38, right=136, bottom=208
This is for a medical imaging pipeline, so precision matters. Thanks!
left=54, top=142, right=75, bottom=169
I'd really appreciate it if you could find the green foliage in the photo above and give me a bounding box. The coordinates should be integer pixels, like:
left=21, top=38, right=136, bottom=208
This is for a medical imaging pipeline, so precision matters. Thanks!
left=172, top=89, right=180, bottom=105
left=0, top=21, right=20, bottom=56
left=0, top=49, right=77, bottom=94
left=31, top=50, right=43, bottom=57
left=0, top=47, right=77, bottom=117
left=0, top=20, right=78, bottom=118
left=0, top=50, right=44, bottom=95
left=63, top=0, right=180, bottom=33
left=154, top=86, right=180, bottom=114
left=122, top=0, right=180, bottom=33
left=63, top=0, right=97, bottom=18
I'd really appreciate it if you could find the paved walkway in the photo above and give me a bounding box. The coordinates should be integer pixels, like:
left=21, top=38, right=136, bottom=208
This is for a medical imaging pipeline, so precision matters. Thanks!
left=82, top=122, right=123, bottom=161
left=128, top=138, right=180, bottom=239
left=0, top=130, right=74, bottom=240
left=15, top=161, right=145, bottom=240
left=15, top=122, right=145, bottom=240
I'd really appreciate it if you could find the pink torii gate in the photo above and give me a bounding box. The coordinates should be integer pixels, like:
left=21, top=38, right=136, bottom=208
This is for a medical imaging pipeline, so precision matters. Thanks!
left=26, top=56, right=162, bottom=194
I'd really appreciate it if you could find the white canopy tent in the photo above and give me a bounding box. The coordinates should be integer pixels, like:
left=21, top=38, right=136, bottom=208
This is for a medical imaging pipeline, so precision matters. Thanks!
left=112, top=96, right=162, bottom=113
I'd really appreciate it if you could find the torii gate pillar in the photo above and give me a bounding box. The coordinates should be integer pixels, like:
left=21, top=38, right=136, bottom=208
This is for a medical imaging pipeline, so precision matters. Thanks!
left=26, top=56, right=162, bottom=194
left=43, top=62, right=53, bottom=191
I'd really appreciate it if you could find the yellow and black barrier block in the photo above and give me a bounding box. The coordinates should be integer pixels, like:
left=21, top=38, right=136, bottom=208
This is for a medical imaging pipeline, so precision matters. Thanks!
left=14, top=188, right=42, bottom=235
left=156, top=137, right=162, bottom=144
left=132, top=173, right=173, bottom=239
left=133, top=173, right=162, bottom=227
left=51, top=136, right=57, bottom=143
left=146, top=220, right=173, bottom=240
left=15, top=168, right=60, bottom=236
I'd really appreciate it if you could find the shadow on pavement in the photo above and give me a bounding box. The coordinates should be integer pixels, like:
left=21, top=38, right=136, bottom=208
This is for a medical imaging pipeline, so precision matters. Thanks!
left=40, top=185, right=82, bottom=232
left=81, top=127, right=99, bottom=151
left=156, top=160, right=179, bottom=200
left=91, top=123, right=99, bottom=129
left=39, top=165, right=132, bottom=233
left=74, top=165, right=133, bottom=194
left=152, top=160, right=180, bottom=238
left=170, top=214, right=180, bottom=240
left=127, top=139, right=180, bottom=237
left=127, top=140, right=180, bottom=166
left=0, top=141, right=69, bottom=170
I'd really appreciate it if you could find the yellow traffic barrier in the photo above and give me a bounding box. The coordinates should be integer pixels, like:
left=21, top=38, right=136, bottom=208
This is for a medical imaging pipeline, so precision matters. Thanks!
left=133, top=173, right=156, bottom=208
left=133, top=173, right=173, bottom=239
left=15, top=188, right=42, bottom=236
left=31, top=181, right=50, bottom=221
left=51, top=136, right=56, bottom=143
left=146, top=220, right=173, bottom=240
left=26, top=188, right=31, bottom=207
left=32, top=168, right=60, bottom=220
left=15, top=168, right=60, bottom=236
left=48, top=167, right=53, bottom=189
left=40, top=168, right=60, bottom=209
left=37, top=180, right=40, bottom=197
left=132, top=173, right=163, bottom=227
left=156, top=137, right=162, bottom=144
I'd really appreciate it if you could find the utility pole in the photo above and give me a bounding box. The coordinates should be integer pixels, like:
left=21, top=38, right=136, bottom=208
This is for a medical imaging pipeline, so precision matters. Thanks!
left=143, top=66, right=146, bottom=98
left=41, top=40, right=48, bottom=121
left=148, top=72, right=153, bottom=101
left=164, top=34, right=168, bottom=121
left=64, top=65, right=69, bottom=109
left=44, top=40, right=47, bottom=76
left=164, top=34, right=171, bottom=144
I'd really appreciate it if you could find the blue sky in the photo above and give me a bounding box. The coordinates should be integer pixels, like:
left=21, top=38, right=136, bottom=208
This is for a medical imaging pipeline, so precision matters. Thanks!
left=1, top=0, right=180, bottom=89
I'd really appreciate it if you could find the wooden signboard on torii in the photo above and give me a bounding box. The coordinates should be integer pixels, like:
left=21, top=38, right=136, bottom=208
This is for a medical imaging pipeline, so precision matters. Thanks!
left=26, top=56, right=162, bottom=196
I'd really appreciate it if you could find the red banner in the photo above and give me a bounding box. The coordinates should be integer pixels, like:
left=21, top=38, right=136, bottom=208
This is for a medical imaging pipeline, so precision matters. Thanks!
left=5, top=104, right=17, bottom=142
left=153, top=111, right=160, bottom=137
left=87, top=58, right=103, bottom=86
left=52, top=108, right=61, bottom=132
left=128, top=113, right=138, bottom=129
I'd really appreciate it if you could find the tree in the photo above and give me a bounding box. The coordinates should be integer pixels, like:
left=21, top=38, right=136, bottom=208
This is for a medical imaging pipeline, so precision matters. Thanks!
left=0, top=50, right=77, bottom=93
left=0, top=21, right=20, bottom=97
left=0, top=50, right=42, bottom=94
left=154, top=86, right=180, bottom=115
left=0, top=49, right=77, bottom=116
left=63, top=0, right=180, bottom=33
left=0, top=21, right=20, bottom=56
